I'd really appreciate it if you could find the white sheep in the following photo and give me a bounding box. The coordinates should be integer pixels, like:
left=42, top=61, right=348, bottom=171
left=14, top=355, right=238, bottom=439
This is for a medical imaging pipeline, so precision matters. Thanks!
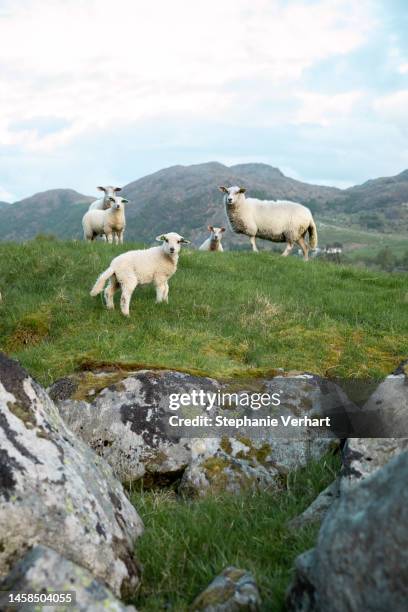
left=219, top=186, right=318, bottom=260
left=90, top=232, right=190, bottom=316
left=89, top=185, right=122, bottom=211
left=82, top=196, right=128, bottom=244
left=199, top=226, right=226, bottom=252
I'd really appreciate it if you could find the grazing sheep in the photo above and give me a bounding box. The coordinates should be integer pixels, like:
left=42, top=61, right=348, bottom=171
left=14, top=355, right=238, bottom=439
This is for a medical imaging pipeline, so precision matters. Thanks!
left=89, top=185, right=122, bottom=211
left=82, top=196, right=128, bottom=244
left=199, top=226, right=226, bottom=252
left=90, top=232, right=190, bottom=316
left=219, top=186, right=318, bottom=260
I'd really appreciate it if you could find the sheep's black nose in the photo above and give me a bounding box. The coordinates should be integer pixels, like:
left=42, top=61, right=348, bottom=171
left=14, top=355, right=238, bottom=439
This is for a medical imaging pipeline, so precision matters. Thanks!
left=170, top=247, right=175, bottom=253
left=228, top=198, right=232, bottom=203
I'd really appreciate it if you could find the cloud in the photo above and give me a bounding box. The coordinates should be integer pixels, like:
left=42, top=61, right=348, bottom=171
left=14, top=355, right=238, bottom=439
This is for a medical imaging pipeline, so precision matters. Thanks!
left=294, top=91, right=363, bottom=126
left=0, top=0, right=375, bottom=152
left=373, top=90, right=408, bottom=121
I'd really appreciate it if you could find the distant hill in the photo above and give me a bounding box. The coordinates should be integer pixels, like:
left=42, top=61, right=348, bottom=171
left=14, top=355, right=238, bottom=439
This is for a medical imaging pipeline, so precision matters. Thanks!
left=0, top=162, right=407, bottom=244
left=0, top=189, right=93, bottom=241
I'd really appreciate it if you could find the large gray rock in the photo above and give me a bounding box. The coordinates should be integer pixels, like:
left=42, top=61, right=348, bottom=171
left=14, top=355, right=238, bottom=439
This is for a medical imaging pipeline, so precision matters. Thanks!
left=0, top=354, right=143, bottom=598
left=341, top=437, right=408, bottom=491
left=190, top=567, right=261, bottom=611
left=0, top=546, right=137, bottom=611
left=52, top=370, right=342, bottom=496
left=286, top=450, right=408, bottom=612
left=345, top=362, right=408, bottom=437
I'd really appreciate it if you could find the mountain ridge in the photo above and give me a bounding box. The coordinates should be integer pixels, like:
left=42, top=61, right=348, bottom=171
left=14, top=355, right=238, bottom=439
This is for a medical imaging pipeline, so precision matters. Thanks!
left=0, top=162, right=407, bottom=242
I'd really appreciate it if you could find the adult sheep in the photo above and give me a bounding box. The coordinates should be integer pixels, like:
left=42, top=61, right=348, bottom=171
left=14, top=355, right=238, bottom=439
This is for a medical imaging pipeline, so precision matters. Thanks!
left=89, top=186, right=122, bottom=211
left=82, top=196, right=127, bottom=243
left=219, top=186, right=317, bottom=260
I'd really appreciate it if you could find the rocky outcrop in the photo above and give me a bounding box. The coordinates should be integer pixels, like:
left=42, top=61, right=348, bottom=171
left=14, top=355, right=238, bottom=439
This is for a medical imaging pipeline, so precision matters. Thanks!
left=0, top=353, right=143, bottom=598
left=286, top=451, right=408, bottom=612
left=52, top=370, right=342, bottom=496
left=0, top=546, right=137, bottom=611
left=190, top=567, right=261, bottom=611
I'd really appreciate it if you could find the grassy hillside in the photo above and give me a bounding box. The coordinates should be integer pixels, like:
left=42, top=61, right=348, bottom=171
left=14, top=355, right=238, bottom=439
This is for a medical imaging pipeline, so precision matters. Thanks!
left=0, top=238, right=406, bottom=385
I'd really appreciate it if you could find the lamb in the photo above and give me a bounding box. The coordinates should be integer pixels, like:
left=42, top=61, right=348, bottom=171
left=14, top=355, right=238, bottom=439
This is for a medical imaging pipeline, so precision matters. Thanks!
left=219, top=186, right=318, bottom=260
left=89, top=185, right=122, bottom=211
left=82, top=196, right=128, bottom=243
left=199, top=226, right=226, bottom=251
left=90, top=232, right=190, bottom=316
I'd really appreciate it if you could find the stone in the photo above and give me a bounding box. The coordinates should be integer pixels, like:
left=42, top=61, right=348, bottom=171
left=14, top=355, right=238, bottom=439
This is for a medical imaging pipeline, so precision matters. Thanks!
left=286, top=451, right=408, bottom=611
left=0, top=353, right=143, bottom=598
left=53, top=370, right=342, bottom=496
left=0, top=545, right=137, bottom=611
left=190, top=567, right=261, bottom=611
left=287, top=479, right=340, bottom=530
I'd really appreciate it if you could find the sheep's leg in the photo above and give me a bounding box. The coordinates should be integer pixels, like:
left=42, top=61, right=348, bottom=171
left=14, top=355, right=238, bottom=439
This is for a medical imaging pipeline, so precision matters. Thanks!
left=297, top=237, right=309, bottom=261
left=155, top=282, right=169, bottom=303
left=106, top=232, right=113, bottom=244
left=104, top=276, right=119, bottom=310
left=250, top=236, right=258, bottom=252
left=118, top=230, right=124, bottom=245
left=282, top=241, right=293, bottom=257
left=120, top=277, right=138, bottom=316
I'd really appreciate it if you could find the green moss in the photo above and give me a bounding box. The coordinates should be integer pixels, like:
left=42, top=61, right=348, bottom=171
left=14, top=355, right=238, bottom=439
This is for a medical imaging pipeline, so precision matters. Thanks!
left=191, top=583, right=236, bottom=609
left=6, top=310, right=51, bottom=351
left=7, top=400, right=36, bottom=427
left=220, top=437, right=233, bottom=455
left=70, top=372, right=128, bottom=401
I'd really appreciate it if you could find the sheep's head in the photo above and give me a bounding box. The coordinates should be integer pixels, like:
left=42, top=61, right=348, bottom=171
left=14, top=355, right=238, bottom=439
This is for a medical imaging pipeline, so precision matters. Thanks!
left=156, top=232, right=190, bottom=256
left=109, top=196, right=128, bottom=211
left=97, top=185, right=122, bottom=197
left=219, top=185, right=246, bottom=206
left=208, top=226, right=226, bottom=241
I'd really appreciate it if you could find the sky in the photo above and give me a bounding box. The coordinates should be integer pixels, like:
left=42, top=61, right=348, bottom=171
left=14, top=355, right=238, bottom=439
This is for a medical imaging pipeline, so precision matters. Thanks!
left=0, top=0, right=407, bottom=201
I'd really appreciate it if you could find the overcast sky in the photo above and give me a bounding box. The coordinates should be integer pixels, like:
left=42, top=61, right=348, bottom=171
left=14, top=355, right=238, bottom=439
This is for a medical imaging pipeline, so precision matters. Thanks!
left=0, top=0, right=407, bottom=201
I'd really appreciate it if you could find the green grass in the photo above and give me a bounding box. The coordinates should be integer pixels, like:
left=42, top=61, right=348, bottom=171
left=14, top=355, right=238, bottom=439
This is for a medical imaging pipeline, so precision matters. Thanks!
left=130, top=453, right=340, bottom=611
left=0, top=238, right=406, bottom=385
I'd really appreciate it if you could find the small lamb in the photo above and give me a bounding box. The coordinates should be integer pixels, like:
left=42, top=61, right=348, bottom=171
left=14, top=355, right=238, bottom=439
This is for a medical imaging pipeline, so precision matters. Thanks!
left=89, top=186, right=122, bottom=211
left=219, top=185, right=318, bottom=259
left=199, top=226, right=226, bottom=251
left=82, top=196, right=128, bottom=244
left=90, top=232, right=190, bottom=316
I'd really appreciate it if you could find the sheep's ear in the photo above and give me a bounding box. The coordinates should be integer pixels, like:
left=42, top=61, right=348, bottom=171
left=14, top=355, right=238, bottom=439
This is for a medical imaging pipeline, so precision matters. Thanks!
left=121, top=198, right=129, bottom=204
left=221, top=227, right=226, bottom=232
left=97, top=186, right=106, bottom=192
left=218, top=186, right=228, bottom=193
left=180, top=237, right=190, bottom=244
left=208, top=225, right=214, bottom=231
left=238, top=187, right=246, bottom=193
left=113, top=187, right=122, bottom=192
left=156, top=235, right=166, bottom=242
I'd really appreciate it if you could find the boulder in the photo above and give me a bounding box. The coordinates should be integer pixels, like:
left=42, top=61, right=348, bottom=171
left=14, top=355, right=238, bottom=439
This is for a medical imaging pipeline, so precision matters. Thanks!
left=0, top=353, right=143, bottom=598
left=345, top=361, right=408, bottom=437
left=286, top=450, right=408, bottom=611
left=0, top=545, right=137, bottom=611
left=341, top=437, right=408, bottom=491
left=52, top=370, right=342, bottom=496
left=190, top=567, right=261, bottom=611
